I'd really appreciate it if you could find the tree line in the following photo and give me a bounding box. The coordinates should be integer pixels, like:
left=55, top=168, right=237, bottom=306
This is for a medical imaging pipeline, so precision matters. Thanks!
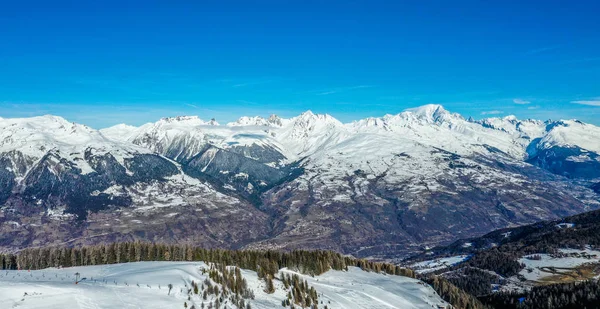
left=481, top=279, right=600, bottom=309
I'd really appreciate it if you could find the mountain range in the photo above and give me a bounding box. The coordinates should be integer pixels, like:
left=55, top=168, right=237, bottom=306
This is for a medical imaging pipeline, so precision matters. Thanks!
left=1, top=104, right=599, bottom=258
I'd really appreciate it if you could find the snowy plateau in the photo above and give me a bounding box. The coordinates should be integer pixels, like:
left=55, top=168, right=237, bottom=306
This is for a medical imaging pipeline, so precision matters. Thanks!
left=0, top=104, right=599, bottom=258
left=0, top=262, right=447, bottom=309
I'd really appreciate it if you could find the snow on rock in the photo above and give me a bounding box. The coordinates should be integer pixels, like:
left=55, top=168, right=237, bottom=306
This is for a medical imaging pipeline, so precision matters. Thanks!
left=0, top=115, right=150, bottom=174
left=227, top=114, right=288, bottom=127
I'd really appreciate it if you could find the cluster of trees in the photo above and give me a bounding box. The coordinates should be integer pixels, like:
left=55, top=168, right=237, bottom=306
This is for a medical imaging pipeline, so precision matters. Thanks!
left=186, top=268, right=253, bottom=309
left=462, top=250, right=525, bottom=277
left=482, top=279, right=600, bottom=309
left=424, top=275, right=492, bottom=309
left=524, top=255, right=543, bottom=261
left=207, top=264, right=255, bottom=301
left=0, top=254, right=16, bottom=270
left=442, top=267, right=505, bottom=297
left=280, top=273, right=318, bottom=308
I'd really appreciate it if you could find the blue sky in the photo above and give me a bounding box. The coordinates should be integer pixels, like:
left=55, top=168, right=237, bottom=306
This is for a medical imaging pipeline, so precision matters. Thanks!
left=1, top=0, right=599, bottom=128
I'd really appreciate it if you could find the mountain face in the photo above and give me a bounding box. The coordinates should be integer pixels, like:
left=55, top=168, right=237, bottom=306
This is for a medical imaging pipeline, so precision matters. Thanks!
left=1, top=105, right=599, bottom=258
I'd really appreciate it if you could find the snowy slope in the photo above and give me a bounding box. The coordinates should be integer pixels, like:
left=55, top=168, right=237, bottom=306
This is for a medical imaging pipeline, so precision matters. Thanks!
left=348, top=105, right=542, bottom=159
left=537, top=120, right=600, bottom=153
left=0, top=262, right=447, bottom=309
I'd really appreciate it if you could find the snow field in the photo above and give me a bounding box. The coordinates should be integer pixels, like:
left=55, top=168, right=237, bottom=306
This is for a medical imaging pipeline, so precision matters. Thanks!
left=0, top=262, right=448, bottom=309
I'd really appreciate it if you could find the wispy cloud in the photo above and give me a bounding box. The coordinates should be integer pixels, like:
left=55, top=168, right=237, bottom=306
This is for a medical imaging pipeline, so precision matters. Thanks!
left=571, top=100, right=600, bottom=106
left=513, top=98, right=531, bottom=105
left=558, top=57, right=600, bottom=65
left=481, top=110, right=504, bottom=115
left=236, top=100, right=259, bottom=105
left=185, top=103, right=199, bottom=108
left=215, top=78, right=279, bottom=88
left=527, top=105, right=541, bottom=110
left=232, top=80, right=274, bottom=88
left=525, top=46, right=559, bottom=55
left=315, top=85, right=374, bottom=96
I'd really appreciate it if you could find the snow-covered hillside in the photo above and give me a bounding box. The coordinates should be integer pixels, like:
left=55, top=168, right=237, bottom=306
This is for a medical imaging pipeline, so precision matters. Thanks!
left=410, top=255, right=471, bottom=274
left=0, top=262, right=447, bottom=309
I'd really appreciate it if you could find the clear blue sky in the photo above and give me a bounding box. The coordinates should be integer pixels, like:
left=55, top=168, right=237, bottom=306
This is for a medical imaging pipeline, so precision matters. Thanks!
left=1, top=0, right=599, bottom=128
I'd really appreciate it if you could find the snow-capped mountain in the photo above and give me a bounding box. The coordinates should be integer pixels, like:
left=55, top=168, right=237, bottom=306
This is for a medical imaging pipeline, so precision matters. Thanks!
left=2, top=105, right=599, bottom=258
left=0, top=115, right=269, bottom=249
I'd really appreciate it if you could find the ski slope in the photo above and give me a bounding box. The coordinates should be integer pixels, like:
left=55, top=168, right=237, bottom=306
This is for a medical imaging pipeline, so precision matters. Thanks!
left=0, top=262, right=448, bottom=309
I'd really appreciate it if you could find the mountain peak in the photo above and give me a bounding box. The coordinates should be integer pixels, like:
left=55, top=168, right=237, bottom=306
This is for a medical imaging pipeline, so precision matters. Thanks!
left=159, top=115, right=201, bottom=123
left=405, top=104, right=447, bottom=117
left=402, top=104, right=456, bottom=124
left=157, top=115, right=219, bottom=126
left=207, top=118, right=219, bottom=126
left=267, top=114, right=284, bottom=126
left=296, top=110, right=339, bottom=124
left=227, top=115, right=285, bottom=127
left=298, top=110, right=315, bottom=118
left=26, top=114, right=74, bottom=126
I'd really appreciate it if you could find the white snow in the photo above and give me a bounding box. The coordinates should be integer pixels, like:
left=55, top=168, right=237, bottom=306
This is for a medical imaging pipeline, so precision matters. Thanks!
left=537, top=120, right=600, bottom=153
left=518, top=248, right=600, bottom=282
left=0, top=262, right=447, bottom=309
left=410, top=255, right=470, bottom=274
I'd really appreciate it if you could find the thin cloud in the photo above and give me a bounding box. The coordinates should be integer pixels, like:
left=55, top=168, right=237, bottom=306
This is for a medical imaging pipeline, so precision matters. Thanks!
left=237, top=100, right=259, bottom=105
left=481, top=110, right=504, bottom=115
left=185, top=103, right=199, bottom=108
left=232, top=80, right=276, bottom=88
left=315, top=85, right=374, bottom=96
left=216, top=78, right=279, bottom=88
left=527, top=105, right=541, bottom=110
left=558, top=57, right=600, bottom=65
left=571, top=100, right=600, bottom=106
left=525, top=46, right=559, bottom=55
left=513, top=98, right=531, bottom=105
left=317, top=90, right=338, bottom=95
